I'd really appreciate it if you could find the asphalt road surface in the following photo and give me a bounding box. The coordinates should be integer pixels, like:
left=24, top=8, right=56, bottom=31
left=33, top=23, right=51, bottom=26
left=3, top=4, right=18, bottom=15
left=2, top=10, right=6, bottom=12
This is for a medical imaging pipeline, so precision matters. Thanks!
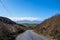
left=16, top=30, right=48, bottom=40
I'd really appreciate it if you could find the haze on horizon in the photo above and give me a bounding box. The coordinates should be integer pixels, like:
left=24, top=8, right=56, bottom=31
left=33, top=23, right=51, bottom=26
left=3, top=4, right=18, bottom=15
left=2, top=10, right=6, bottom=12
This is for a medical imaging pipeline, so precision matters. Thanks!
left=0, top=0, right=60, bottom=21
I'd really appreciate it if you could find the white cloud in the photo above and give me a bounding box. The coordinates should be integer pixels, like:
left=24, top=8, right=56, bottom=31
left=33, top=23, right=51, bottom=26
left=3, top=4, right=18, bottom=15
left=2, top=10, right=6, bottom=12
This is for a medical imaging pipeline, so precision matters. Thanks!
left=9, top=17, right=45, bottom=21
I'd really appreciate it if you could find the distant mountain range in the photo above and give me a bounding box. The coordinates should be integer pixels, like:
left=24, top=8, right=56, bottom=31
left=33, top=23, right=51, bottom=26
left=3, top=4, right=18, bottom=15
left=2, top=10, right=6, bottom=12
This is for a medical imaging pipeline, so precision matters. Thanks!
left=15, top=20, right=41, bottom=24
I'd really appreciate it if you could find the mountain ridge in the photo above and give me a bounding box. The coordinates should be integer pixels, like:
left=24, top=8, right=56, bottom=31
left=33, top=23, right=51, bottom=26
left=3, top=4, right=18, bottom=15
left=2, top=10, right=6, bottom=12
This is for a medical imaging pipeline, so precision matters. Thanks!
left=15, top=20, right=41, bottom=24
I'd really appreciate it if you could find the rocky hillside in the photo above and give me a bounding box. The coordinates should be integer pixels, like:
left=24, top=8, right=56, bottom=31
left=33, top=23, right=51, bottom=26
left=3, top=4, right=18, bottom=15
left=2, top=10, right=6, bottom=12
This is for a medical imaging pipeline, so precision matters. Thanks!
left=34, top=14, right=60, bottom=40
left=0, top=16, right=26, bottom=40
left=0, top=17, right=16, bottom=24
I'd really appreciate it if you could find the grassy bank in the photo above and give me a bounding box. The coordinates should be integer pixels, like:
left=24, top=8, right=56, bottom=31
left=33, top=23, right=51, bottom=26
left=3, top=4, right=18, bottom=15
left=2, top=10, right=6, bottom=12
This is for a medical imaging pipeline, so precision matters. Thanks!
left=33, top=30, right=58, bottom=40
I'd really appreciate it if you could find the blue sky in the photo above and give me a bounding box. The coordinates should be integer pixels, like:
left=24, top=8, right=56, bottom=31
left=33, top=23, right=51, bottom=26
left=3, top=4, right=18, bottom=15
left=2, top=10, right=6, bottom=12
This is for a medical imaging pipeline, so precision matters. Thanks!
left=0, top=0, right=60, bottom=21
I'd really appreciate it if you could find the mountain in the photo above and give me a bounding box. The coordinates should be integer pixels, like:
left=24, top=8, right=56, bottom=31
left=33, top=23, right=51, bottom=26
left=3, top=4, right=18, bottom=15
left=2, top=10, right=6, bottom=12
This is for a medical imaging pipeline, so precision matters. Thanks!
left=0, top=16, right=16, bottom=24
left=0, top=16, right=26, bottom=40
left=15, top=20, right=41, bottom=24
left=34, top=14, right=60, bottom=40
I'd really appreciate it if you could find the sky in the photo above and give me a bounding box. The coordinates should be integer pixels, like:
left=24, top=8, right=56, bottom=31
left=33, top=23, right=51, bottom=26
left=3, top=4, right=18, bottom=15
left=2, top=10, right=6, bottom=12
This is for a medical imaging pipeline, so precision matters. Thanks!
left=0, top=0, right=60, bottom=21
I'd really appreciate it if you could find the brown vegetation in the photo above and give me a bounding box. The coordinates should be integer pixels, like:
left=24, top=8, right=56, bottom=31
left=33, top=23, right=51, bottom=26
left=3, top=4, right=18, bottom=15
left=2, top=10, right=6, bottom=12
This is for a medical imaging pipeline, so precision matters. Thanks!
left=34, top=14, right=60, bottom=40
left=0, top=16, right=26, bottom=40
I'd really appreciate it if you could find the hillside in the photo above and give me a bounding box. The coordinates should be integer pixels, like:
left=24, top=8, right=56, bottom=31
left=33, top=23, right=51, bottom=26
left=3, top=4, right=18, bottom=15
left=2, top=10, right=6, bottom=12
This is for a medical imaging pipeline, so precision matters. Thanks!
left=21, top=23, right=38, bottom=29
left=0, top=16, right=16, bottom=24
left=34, top=14, right=60, bottom=40
left=0, top=16, right=26, bottom=40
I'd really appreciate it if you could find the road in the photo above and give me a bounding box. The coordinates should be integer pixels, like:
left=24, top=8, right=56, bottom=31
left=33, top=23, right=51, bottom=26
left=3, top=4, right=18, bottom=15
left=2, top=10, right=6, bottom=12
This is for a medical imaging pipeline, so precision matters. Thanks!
left=16, top=30, right=48, bottom=40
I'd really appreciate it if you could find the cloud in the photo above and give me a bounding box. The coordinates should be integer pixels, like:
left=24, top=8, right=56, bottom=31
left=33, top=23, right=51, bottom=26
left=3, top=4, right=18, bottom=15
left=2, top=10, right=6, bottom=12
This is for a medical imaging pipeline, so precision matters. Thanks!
left=9, top=17, right=44, bottom=21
